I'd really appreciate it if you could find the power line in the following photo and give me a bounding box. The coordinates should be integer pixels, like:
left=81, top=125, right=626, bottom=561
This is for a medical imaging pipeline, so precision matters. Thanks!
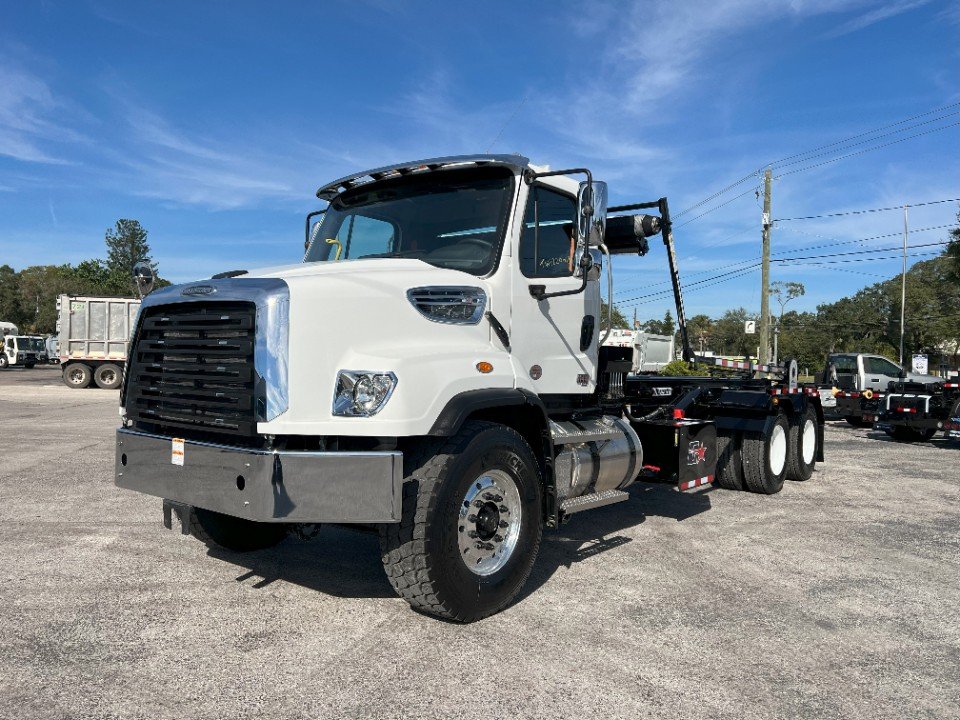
left=618, top=266, right=760, bottom=306
left=774, top=223, right=953, bottom=254
left=674, top=186, right=760, bottom=228
left=773, top=250, right=943, bottom=266
left=775, top=121, right=960, bottom=178
left=774, top=197, right=960, bottom=222
left=670, top=102, right=960, bottom=221
left=772, top=240, right=950, bottom=263
left=771, top=108, right=959, bottom=171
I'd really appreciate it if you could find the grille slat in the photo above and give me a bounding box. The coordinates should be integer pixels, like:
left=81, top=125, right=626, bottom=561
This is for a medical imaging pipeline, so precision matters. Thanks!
left=126, top=302, right=257, bottom=439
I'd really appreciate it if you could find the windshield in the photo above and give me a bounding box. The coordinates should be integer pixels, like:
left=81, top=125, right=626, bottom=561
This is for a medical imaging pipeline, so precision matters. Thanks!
left=17, top=337, right=45, bottom=352
left=304, top=167, right=515, bottom=276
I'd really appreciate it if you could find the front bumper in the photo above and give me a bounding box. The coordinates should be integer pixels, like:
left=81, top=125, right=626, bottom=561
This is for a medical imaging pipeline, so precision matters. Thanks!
left=115, top=428, right=403, bottom=523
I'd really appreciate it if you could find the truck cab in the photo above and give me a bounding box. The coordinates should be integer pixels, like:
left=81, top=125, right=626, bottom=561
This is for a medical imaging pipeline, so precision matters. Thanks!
left=115, top=154, right=824, bottom=622
left=0, top=335, right=46, bottom=369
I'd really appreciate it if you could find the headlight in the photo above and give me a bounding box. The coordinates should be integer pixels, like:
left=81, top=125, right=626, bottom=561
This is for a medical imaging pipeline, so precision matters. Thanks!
left=333, top=370, right=398, bottom=417
left=407, top=286, right=486, bottom=324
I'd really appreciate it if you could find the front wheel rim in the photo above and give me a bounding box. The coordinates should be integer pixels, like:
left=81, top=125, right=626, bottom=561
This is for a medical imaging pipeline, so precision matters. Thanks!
left=458, top=469, right=522, bottom=577
left=69, top=369, right=85, bottom=384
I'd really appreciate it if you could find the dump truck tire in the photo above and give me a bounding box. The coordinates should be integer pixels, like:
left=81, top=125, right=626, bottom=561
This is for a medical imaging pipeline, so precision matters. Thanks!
left=94, top=363, right=122, bottom=390
left=379, top=420, right=542, bottom=623
left=63, top=363, right=92, bottom=389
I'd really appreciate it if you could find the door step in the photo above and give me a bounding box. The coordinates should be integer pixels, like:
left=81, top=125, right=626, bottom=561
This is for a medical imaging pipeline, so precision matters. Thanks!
left=560, top=489, right=629, bottom=516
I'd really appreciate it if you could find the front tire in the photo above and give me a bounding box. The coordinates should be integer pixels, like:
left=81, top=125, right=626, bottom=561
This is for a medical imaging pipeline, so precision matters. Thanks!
left=187, top=507, right=287, bottom=552
left=380, top=421, right=543, bottom=622
left=742, top=413, right=789, bottom=494
left=0, top=355, right=8, bottom=369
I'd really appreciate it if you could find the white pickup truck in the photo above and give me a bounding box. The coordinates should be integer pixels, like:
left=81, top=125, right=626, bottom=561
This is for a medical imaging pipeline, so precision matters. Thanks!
left=115, top=155, right=824, bottom=621
left=827, top=352, right=940, bottom=426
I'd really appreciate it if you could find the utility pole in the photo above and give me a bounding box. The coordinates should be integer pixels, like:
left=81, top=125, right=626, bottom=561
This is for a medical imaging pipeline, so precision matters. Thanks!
left=899, top=205, right=908, bottom=365
left=759, top=169, right=773, bottom=365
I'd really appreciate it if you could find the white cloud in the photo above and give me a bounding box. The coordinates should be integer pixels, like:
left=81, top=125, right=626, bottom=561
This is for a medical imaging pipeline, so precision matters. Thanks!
left=0, top=58, right=81, bottom=164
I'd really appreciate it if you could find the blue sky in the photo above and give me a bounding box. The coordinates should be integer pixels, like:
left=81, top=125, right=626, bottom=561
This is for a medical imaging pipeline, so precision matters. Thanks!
left=1, top=0, right=958, bottom=321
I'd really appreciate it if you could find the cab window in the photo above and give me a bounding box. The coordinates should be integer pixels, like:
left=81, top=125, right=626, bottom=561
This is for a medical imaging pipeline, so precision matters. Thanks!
left=520, top=186, right=577, bottom=278
left=337, top=215, right=396, bottom=259
left=866, top=356, right=901, bottom=375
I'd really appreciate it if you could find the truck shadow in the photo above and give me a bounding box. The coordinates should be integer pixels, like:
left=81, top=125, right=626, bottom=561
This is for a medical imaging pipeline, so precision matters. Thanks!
left=518, top=481, right=711, bottom=603
left=204, top=481, right=712, bottom=604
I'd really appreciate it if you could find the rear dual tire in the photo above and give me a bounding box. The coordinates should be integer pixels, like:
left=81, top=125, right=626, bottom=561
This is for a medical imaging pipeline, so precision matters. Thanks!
left=63, top=363, right=92, bottom=388
left=786, top=407, right=818, bottom=482
left=742, top=414, right=790, bottom=494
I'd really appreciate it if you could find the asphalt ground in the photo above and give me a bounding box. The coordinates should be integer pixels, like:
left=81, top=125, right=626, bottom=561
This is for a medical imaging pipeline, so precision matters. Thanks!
left=1, top=364, right=957, bottom=719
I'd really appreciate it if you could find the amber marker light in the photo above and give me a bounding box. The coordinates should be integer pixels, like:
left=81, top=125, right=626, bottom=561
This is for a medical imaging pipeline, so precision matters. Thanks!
left=476, top=361, right=494, bottom=374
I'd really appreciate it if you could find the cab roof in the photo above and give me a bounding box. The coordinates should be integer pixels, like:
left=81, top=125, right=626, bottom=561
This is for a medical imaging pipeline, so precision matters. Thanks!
left=315, top=154, right=533, bottom=200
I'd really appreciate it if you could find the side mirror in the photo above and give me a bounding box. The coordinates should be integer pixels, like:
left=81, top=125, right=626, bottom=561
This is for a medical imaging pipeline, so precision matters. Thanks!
left=133, top=262, right=155, bottom=297
left=577, top=180, right=607, bottom=245
left=304, top=209, right=326, bottom=252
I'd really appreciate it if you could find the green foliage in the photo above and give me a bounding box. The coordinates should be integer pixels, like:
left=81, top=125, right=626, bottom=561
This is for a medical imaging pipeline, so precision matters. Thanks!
left=660, top=359, right=698, bottom=376
left=1, top=219, right=165, bottom=333
left=641, top=310, right=674, bottom=335
left=106, top=219, right=154, bottom=295
left=601, top=300, right=629, bottom=330
left=660, top=359, right=712, bottom=376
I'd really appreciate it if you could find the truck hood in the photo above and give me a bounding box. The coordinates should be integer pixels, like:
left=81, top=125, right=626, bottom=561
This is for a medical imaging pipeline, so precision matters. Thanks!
left=247, top=258, right=486, bottom=286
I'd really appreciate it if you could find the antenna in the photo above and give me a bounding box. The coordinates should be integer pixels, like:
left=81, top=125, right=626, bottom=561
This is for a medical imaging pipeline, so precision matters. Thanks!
left=486, top=95, right=527, bottom=153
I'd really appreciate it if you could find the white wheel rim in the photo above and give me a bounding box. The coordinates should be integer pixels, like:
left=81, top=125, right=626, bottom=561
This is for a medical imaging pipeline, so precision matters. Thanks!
left=769, top=424, right=787, bottom=476
left=801, top=419, right=816, bottom=465
left=457, top=469, right=522, bottom=577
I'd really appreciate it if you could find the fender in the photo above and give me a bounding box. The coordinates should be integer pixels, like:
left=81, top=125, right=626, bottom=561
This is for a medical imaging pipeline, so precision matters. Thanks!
left=428, top=387, right=549, bottom=437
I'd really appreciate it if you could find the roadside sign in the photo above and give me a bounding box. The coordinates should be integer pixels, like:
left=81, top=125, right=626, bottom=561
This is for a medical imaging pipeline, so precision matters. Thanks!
left=744, top=321, right=756, bottom=334
left=911, top=354, right=928, bottom=375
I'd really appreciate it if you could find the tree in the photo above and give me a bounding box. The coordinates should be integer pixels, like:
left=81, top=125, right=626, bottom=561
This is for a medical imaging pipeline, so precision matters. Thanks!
left=600, top=300, right=629, bottom=330
left=686, top=314, right=714, bottom=353
left=946, top=210, right=960, bottom=284
left=105, top=219, right=153, bottom=294
left=0, top=264, right=25, bottom=328
left=770, top=281, right=805, bottom=320
left=641, top=310, right=674, bottom=336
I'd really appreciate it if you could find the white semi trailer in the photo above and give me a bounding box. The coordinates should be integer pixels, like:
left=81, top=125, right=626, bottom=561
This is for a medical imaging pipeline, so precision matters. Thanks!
left=57, top=295, right=141, bottom=389
left=115, top=155, right=825, bottom=622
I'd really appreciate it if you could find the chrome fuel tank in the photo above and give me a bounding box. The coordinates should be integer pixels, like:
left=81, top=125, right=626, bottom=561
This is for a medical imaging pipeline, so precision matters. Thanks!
left=551, top=416, right=642, bottom=502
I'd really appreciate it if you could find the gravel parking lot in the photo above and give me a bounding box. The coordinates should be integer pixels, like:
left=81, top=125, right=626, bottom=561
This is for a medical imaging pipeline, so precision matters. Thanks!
left=1, top=365, right=957, bottom=720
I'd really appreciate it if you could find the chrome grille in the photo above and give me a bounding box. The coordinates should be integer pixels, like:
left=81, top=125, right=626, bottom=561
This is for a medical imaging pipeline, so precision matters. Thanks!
left=126, top=302, right=257, bottom=437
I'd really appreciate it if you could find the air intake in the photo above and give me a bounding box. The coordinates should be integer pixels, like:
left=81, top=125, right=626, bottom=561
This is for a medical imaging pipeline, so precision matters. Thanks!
left=407, top=286, right=487, bottom=325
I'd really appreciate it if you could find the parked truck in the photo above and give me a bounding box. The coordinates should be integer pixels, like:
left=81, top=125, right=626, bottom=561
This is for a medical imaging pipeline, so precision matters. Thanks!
left=825, top=352, right=940, bottom=426
left=57, top=295, right=141, bottom=389
left=0, top=334, right=47, bottom=368
left=115, top=154, right=824, bottom=622
left=874, top=379, right=960, bottom=442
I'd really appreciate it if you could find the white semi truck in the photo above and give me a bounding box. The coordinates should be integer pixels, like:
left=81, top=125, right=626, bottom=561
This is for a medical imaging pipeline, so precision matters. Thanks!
left=115, top=155, right=824, bottom=621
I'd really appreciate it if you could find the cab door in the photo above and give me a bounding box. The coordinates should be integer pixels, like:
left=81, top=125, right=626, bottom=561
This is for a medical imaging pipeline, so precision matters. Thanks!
left=508, top=183, right=599, bottom=395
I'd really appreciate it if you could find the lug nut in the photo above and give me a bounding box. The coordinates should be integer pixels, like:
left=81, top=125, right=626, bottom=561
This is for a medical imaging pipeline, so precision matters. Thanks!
left=494, top=534, right=503, bottom=543
left=468, top=514, right=478, bottom=522
left=468, top=530, right=479, bottom=539
left=493, top=494, right=503, bottom=502
left=499, top=505, right=509, bottom=513
left=498, top=520, right=508, bottom=528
